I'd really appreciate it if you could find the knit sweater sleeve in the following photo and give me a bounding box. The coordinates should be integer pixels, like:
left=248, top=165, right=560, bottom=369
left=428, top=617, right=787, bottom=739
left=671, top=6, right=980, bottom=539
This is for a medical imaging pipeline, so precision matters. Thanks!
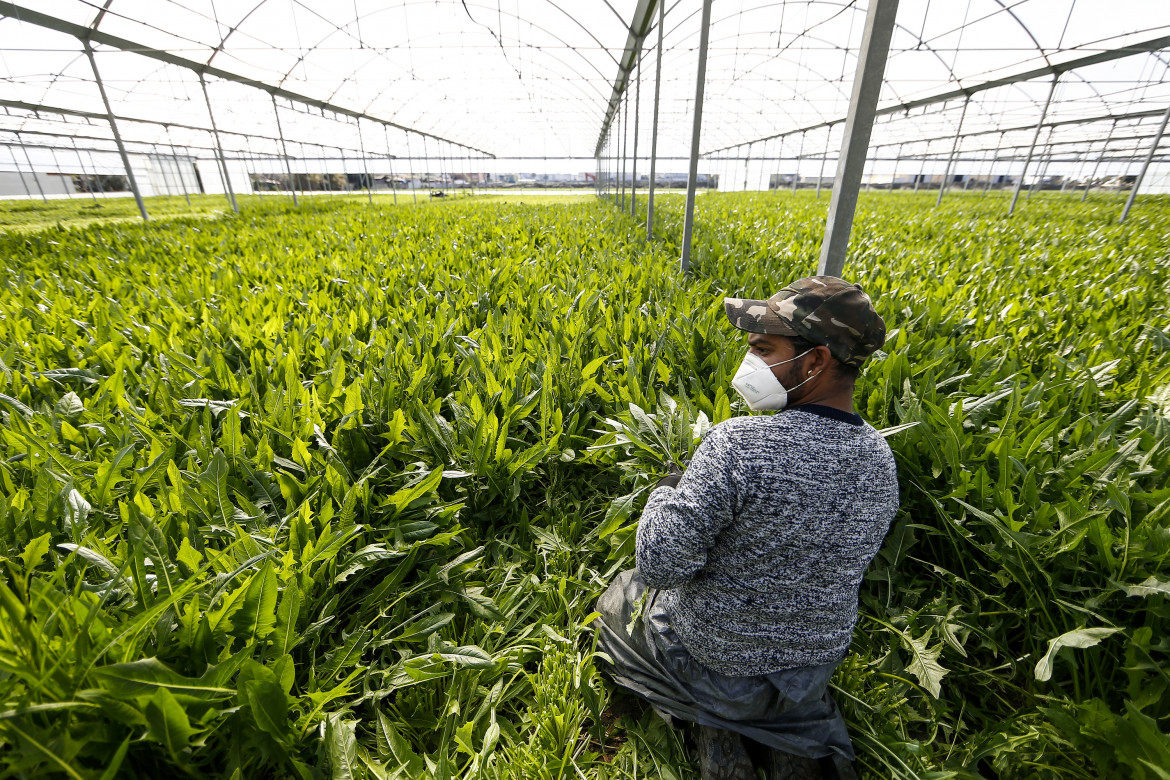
left=635, top=424, right=743, bottom=589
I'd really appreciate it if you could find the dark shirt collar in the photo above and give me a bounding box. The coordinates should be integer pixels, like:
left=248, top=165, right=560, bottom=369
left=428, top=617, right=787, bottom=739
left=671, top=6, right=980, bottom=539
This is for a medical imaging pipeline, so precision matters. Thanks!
left=786, top=403, right=863, bottom=426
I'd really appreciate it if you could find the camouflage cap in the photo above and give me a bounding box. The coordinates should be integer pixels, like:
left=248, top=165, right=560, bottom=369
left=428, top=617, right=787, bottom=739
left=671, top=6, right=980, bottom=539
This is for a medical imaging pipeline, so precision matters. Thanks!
left=724, top=276, right=886, bottom=368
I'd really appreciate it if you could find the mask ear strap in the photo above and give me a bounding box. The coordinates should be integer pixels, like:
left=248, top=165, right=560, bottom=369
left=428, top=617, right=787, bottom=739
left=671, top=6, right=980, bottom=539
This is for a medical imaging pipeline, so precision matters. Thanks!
left=760, top=347, right=815, bottom=370
left=790, top=368, right=822, bottom=391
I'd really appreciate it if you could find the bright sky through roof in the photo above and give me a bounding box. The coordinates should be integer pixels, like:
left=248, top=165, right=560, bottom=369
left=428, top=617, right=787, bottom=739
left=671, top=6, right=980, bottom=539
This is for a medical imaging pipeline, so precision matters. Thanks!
left=0, top=0, right=1167, bottom=177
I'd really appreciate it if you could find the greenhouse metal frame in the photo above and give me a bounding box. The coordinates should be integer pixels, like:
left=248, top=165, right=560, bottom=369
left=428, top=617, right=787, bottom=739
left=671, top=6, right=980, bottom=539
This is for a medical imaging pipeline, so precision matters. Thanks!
left=1, top=0, right=1168, bottom=269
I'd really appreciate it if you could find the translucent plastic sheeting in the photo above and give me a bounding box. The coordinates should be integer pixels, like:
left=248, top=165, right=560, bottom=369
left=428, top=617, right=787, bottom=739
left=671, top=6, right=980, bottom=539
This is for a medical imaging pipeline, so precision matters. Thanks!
left=0, top=0, right=640, bottom=159
left=0, top=1, right=1167, bottom=173
left=616, top=0, right=1168, bottom=156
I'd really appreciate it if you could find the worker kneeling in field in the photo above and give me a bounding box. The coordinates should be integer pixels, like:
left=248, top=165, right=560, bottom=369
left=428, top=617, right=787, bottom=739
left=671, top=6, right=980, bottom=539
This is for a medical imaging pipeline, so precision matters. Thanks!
left=594, top=276, right=898, bottom=780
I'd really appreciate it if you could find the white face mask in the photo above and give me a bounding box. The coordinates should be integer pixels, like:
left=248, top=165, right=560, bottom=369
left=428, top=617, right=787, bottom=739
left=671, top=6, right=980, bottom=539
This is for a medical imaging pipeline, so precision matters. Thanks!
left=730, top=348, right=817, bottom=411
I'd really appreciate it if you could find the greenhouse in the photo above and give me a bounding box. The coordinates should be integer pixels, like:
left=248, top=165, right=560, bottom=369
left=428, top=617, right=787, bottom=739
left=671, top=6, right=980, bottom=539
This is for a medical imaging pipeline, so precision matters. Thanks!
left=1, top=1, right=1168, bottom=778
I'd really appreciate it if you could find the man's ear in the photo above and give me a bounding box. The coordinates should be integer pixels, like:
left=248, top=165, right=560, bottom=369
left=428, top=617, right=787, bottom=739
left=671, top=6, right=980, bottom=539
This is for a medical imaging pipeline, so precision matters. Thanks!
left=810, top=345, right=834, bottom=375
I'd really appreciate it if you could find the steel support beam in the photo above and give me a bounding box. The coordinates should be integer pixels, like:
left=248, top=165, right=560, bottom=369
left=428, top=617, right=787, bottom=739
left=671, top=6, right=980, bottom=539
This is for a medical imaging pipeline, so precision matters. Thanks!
left=631, top=35, right=643, bottom=218
left=405, top=132, right=418, bottom=204
left=705, top=33, right=1170, bottom=157
left=9, top=146, right=33, bottom=198
left=14, top=132, right=46, bottom=202
left=1027, top=128, right=1055, bottom=200
left=199, top=73, right=238, bottom=213
left=152, top=144, right=176, bottom=199
left=595, top=0, right=659, bottom=157
left=1083, top=119, right=1117, bottom=201
left=382, top=125, right=399, bottom=206
left=793, top=133, right=805, bottom=192
left=936, top=97, right=970, bottom=207
left=1120, top=103, right=1170, bottom=224
left=620, top=93, right=628, bottom=209
left=71, top=140, right=98, bottom=202
left=680, top=0, right=713, bottom=275
left=271, top=94, right=298, bottom=206
left=889, top=142, right=902, bottom=191
left=646, top=0, right=664, bottom=239
left=163, top=126, right=192, bottom=206
left=0, top=1, right=492, bottom=158
left=817, top=0, right=899, bottom=278
left=356, top=120, right=373, bottom=204
left=817, top=129, right=831, bottom=198
left=1009, top=77, right=1058, bottom=216
left=83, top=40, right=147, bottom=220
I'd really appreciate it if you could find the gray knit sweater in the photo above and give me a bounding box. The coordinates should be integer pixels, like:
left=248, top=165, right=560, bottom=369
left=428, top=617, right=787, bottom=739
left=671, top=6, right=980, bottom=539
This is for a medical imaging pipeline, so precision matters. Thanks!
left=635, top=405, right=899, bottom=676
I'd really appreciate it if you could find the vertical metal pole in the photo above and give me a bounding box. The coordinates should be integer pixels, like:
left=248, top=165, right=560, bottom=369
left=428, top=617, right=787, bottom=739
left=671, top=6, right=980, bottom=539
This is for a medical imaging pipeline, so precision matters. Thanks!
left=10, top=146, right=33, bottom=198
left=198, top=72, right=238, bottom=213
left=72, top=140, right=98, bottom=202
left=758, top=139, right=768, bottom=191
left=817, top=127, right=830, bottom=198
left=164, top=127, right=192, bottom=206
left=152, top=144, right=174, bottom=198
left=1028, top=127, right=1055, bottom=200
left=422, top=134, right=431, bottom=197
left=1009, top=76, right=1058, bottom=216
left=914, top=146, right=925, bottom=193
left=1121, top=104, right=1170, bottom=224
left=84, top=40, right=148, bottom=220
left=679, top=0, right=713, bottom=274
left=620, top=92, right=628, bottom=209
left=646, top=0, right=665, bottom=238
left=817, top=0, right=900, bottom=277
left=890, top=142, right=902, bottom=191
left=936, top=96, right=970, bottom=207
left=771, top=137, right=782, bottom=192
left=322, top=143, right=333, bottom=196
left=50, top=149, right=71, bottom=200
left=271, top=94, right=298, bottom=206
left=382, top=125, right=399, bottom=206
left=356, top=120, right=373, bottom=204
left=793, top=132, right=805, bottom=192
left=404, top=132, right=418, bottom=204
left=1083, top=119, right=1117, bottom=201
left=630, top=36, right=643, bottom=218
left=614, top=104, right=622, bottom=207
left=9, top=140, right=33, bottom=199
left=15, top=134, right=46, bottom=202
left=985, top=132, right=1004, bottom=195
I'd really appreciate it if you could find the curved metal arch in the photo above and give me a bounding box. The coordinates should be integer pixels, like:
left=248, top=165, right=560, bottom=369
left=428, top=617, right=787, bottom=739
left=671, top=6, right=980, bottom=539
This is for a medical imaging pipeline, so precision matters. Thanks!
left=265, top=0, right=615, bottom=103
left=352, top=80, right=609, bottom=154
left=325, top=26, right=613, bottom=114
left=374, top=80, right=604, bottom=151
left=988, top=0, right=1052, bottom=73
left=694, top=68, right=841, bottom=141
left=372, top=78, right=602, bottom=149
left=27, top=50, right=90, bottom=108
left=645, top=1, right=963, bottom=150
left=705, top=1, right=966, bottom=115
left=81, top=0, right=620, bottom=150
left=689, top=0, right=1093, bottom=150
left=205, top=0, right=269, bottom=69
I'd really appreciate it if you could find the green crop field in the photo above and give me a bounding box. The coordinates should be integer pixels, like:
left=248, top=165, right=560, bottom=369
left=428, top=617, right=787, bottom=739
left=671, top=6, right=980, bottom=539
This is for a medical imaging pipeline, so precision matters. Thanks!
left=1, top=191, right=1168, bottom=779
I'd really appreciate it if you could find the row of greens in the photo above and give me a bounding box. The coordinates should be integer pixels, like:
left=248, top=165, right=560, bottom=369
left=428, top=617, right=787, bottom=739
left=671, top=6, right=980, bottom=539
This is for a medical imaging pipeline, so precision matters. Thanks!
left=1, top=189, right=1168, bottom=778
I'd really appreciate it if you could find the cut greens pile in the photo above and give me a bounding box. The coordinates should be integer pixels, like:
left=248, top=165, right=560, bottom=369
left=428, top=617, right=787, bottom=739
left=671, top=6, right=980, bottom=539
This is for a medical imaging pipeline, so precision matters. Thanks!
left=0, top=190, right=1168, bottom=778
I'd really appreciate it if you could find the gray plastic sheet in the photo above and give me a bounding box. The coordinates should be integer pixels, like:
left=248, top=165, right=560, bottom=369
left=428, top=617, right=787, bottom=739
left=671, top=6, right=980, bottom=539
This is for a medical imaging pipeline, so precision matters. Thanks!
left=594, top=569, right=857, bottom=777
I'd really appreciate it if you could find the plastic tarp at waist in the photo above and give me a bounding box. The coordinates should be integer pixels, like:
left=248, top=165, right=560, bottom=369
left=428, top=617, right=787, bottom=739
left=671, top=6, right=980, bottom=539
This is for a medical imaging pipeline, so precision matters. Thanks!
left=593, top=569, right=857, bottom=775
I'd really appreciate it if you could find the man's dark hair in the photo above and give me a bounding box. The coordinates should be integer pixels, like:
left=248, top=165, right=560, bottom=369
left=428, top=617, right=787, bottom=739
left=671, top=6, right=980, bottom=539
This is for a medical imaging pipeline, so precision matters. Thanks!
left=788, top=335, right=860, bottom=381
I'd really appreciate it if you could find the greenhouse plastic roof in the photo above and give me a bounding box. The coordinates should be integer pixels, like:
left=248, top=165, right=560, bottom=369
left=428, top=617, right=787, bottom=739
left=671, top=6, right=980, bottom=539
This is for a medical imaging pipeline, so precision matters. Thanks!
left=1, top=0, right=1168, bottom=164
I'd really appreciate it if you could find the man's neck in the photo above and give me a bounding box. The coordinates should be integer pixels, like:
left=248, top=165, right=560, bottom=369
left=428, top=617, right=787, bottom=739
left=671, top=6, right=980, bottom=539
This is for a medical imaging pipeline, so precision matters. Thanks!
left=789, top=384, right=856, bottom=414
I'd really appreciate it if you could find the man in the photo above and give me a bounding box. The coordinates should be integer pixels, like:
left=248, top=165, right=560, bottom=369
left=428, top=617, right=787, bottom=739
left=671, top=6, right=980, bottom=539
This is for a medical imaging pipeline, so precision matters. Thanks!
left=594, top=276, right=899, bottom=780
